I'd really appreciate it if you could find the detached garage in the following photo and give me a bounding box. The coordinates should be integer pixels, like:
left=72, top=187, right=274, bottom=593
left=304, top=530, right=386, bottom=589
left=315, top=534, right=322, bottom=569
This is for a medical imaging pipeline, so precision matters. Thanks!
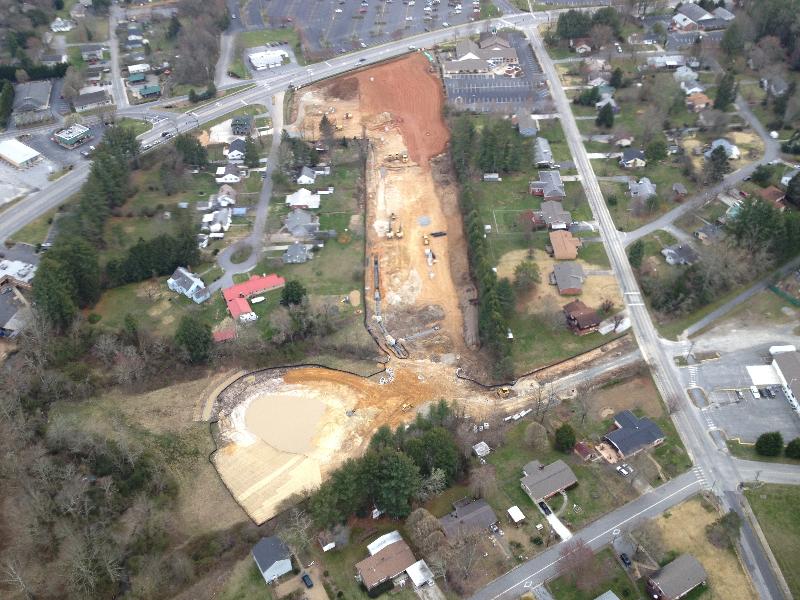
left=0, top=139, right=41, bottom=168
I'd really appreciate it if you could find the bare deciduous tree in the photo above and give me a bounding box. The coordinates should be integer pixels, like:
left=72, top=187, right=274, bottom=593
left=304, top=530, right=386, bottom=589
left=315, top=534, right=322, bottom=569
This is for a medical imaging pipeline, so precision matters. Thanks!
left=468, top=464, right=497, bottom=499
left=278, top=508, right=313, bottom=555
left=524, top=421, right=548, bottom=451
left=558, top=538, right=601, bottom=592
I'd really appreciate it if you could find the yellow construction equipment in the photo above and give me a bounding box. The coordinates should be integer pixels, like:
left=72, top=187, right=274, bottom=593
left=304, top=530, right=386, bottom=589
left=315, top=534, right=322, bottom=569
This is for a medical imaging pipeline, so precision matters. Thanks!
left=401, top=403, right=412, bottom=412
left=344, top=112, right=353, bottom=119
left=387, top=228, right=394, bottom=240
left=423, top=234, right=430, bottom=246
left=497, top=386, right=510, bottom=397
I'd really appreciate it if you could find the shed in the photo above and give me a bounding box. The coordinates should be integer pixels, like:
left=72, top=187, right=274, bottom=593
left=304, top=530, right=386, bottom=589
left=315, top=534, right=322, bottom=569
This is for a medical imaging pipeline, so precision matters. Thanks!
left=507, top=505, right=525, bottom=524
left=472, top=441, right=491, bottom=457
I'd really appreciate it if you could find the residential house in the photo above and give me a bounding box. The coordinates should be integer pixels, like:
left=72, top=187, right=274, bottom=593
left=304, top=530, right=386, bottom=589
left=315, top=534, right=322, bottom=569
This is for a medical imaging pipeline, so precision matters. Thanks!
left=297, top=166, right=317, bottom=185
left=673, top=65, right=698, bottom=86
left=661, top=244, right=699, bottom=266
left=549, top=230, right=582, bottom=260
left=595, top=94, right=619, bottom=113
left=587, top=76, right=609, bottom=88
left=167, top=267, right=210, bottom=303
left=534, top=137, right=554, bottom=167
left=231, top=116, right=253, bottom=136
left=646, top=55, right=687, bottom=69
left=704, top=138, right=740, bottom=160
left=286, top=188, right=321, bottom=209
left=226, top=138, right=246, bottom=163
left=529, top=170, right=565, bottom=200
left=223, top=274, right=285, bottom=322
left=252, top=536, right=292, bottom=584
left=0, top=285, right=31, bottom=338
left=676, top=2, right=714, bottom=27
left=203, top=208, right=232, bottom=233
left=781, top=168, right=799, bottom=188
left=604, top=410, right=665, bottom=459
left=134, top=84, right=161, bottom=99
left=219, top=184, right=238, bottom=203
left=693, top=223, right=724, bottom=244
left=216, top=165, right=241, bottom=184
left=672, top=182, right=688, bottom=200
left=355, top=532, right=417, bottom=592
left=81, top=44, right=106, bottom=61
left=583, top=58, right=610, bottom=74
left=127, top=62, right=150, bottom=74
left=69, top=2, right=87, bottom=19
left=284, top=209, right=320, bottom=238
left=619, top=148, right=646, bottom=168
left=594, top=593, right=622, bottom=600
left=629, top=177, right=657, bottom=200
left=550, top=262, right=584, bottom=295
left=757, top=185, right=787, bottom=211
left=72, top=91, right=112, bottom=112
left=670, top=13, right=699, bottom=32
left=563, top=299, right=600, bottom=335
left=40, top=53, right=67, bottom=66
left=571, top=38, right=592, bottom=54
left=762, top=76, right=789, bottom=97
left=50, top=17, right=75, bottom=32
left=614, top=133, right=634, bottom=147
left=483, top=173, right=502, bottom=182
left=517, top=113, right=538, bottom=137
left=646, top=554, right=707, bottom=600
left=686, top=92, right=711, bottom=112
left=574, top=442, right=597, bottom=462
left=313, top=165, right=331, bottom=176
left=712, top=6, right=735, bottom=21
left=282, top=242, right=313, bottom=264
left=534, top=201, right=572, bottom=230
left=127, top=72, right=146, bottom=85
left=439, top=499, right=499, bottom=538
left=520, top=459, right=577, bottom=503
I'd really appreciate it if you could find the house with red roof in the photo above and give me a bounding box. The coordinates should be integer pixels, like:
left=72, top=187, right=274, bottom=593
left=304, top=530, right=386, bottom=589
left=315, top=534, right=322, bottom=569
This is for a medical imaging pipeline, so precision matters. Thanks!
left=222, top=274, right=285, bottom=322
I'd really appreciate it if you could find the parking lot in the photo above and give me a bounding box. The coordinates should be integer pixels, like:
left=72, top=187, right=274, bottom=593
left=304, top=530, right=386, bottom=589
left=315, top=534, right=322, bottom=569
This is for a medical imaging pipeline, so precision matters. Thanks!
left=443, top=32, right=552, bottom=113
left=259, top=0, right=479, bottom=58
left=684, top=346, right=800, bottom=443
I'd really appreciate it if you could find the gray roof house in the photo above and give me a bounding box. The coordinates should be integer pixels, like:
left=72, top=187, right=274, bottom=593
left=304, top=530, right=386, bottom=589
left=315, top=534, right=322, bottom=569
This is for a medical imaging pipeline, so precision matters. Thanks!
left=72, top=90, right=111, bottom=112
left=517, top=113, right=538, bottom=137
left=529, top=170, right=565, bottom=200
left=297, top=166, right=316, bottom=185
left=535, top=201, right=572, bottom=230
left=604, top=410, right=665, bottom=458
left=712, top=6, right=735, bottom=21
left=550, top=261, right=584, bottom=295
left=629, top=177, right=657, bottom=200
left=282, top=242, right=313, bottom=264
left=13, top=80, right=52, bottom=113
left=677, top=2, right=712, bottom=24
left=520, top=460, right=578, bottom=502
left=647, top=554, right=707, bottom=600
left=227, top=138, right=246, bottom=163
left=252, top=536, right=293, bottom=584
left=284, top=209, right=320, bottom=238
left=534, top=137, right=554, bottom=166
left=0, top=286, right=31, bottom=338
left=619, top=148, right=646, bottom=168
left=704, top=138, right=740, bottom=160
left=439, top=498, right=499, bottom=538
left=166, top=267, right=210, bottom=303
left=661, top=244, right=699, bottom=266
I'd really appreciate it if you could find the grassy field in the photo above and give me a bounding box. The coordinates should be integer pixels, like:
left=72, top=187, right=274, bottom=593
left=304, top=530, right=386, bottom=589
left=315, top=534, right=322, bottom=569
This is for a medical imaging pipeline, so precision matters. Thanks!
left=9, top=206, right=61, bottom=246
left=696, top=289, right=797, bottom=336
left=547, top=547, right=641, bottom=600
left=218, top=559, right=275, bottom=600
left=726, top=440, right=800, bottom=465
left=745, top=484, right=800, bottom=598
left=117, top=117, right=152, bottom=137
left=65, top=17, right=109, bottom=43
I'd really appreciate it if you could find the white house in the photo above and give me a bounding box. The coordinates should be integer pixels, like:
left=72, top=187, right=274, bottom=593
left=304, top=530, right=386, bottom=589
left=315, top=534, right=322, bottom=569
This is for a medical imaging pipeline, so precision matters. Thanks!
left=226, top=138, right=246, bottom=164
left=204, top=208, right=232, bottom=233
left=215, top=165, right=241, bottom=184
left=286, top=188, right=321, bottom=209
left=167, top=267, right=210, bottom=303
left=297, top=166, right=316, bottom=185
left=252, top=537, right=292, bottom=584
left=781, top=169, right=799, bottom=188
left=50, top=18, right=75, bottom=32
left=249, top=49, right=289, bottom=71
left=127, top=63, right=151, bottom=75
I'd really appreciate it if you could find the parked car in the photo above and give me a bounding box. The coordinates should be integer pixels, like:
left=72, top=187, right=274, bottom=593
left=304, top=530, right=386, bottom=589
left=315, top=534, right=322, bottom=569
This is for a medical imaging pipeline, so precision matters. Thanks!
left=621, top=463, right=633, bottom=474
left=538, top=501, right=551, bottom=516
left=736, top=390, right=744, bottom=400
left=301, top=573, right=313, bottom=588
left=616, top=465, right=630, bottom=477
left=620, top=553, right=632, bottom=567
left=750, top=385, right=760, bottom=399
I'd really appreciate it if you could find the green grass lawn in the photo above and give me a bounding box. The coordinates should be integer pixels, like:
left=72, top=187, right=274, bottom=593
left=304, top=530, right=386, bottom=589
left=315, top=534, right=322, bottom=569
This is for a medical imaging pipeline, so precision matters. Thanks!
left=217, top=560, right=274, bottom=600
left=65, top=17, right=109, bottom=44
left=726, top=441, right=800, bottom=465
left=228, top=56, right=249, bottom=80
left=745, top=485, right=800, bottom=598
left=117, top=117, right=152, bottom=137
left=548, top=547, right=641, bottom=600
left=578, top=242, right=610, bottom=268
left=9, top=206, right=61, bottom=246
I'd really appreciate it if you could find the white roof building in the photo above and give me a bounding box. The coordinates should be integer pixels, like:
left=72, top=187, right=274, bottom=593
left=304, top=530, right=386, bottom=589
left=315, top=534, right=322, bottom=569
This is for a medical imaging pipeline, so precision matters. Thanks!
left=472, top=441, right=491, bottom=457
left=286, top=188, right=320, bottom=209
left=127, top=63, right=151, bottom=74
left=507, top=506, right=525, bottom=524
left=406, top=560, right=434, bottom=588
left=367, top=531, right=403, bottom=556
left=249, top=50, right=289, bottom=70
left=0, top=259, right=37, bottom=285
left=0, top=139, right=41, bottom=168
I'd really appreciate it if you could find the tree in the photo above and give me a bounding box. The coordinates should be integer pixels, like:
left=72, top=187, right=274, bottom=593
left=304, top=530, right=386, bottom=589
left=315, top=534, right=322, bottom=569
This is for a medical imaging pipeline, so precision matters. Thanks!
left=244, top=136, right=260, bottom=168
left=558, top=539, right=602, bottom=592
left=319, top=113, right=335, bottom=145
left=187, top=88, right=198, bottom=103
left=706, top=511, right=741, bottom=549
left=591, top=6, right=622, bottom=37
left=575, top=86, right=601, bottom=106
left=596, top=102, right=615, bottom=128
left=416, top=468, right=447, bottom=502
left=785, top=437, right=800, bottom=459
left=32, top=257, right=77, bottom=330
left=589, top=24, right=614, bottom=52
left=645, top=137, right=668, bottom=163
left=714, top=72, right=737, bottom=111
left=280, top=280, right=307, bottom=306
left=0, top=82, right=14, bottom=129
left=175, top=133, right=208, bottom=167
left=755, top=431, right=784, bottom=457
left=786, top=173, right=800, bottom=207
left=628, top=239, right=645, bottom=269
left=720, top=21, right=745, bottom=60
left=496, top=278, right=515, bottom=318
left=363, top=449, right=421, bottom=518
left=468, top=464, right=497, bottom=498
left=524, top=421, right=548, bottom=451
left=704, top=145, right=730, bottom=184
left=610, top=67, right=623, bottom=89
left=514, top=260, right=540, bottom=291
left=167, top=14, right=181, bottom=39
left=554, top=423, right=576, bottom=453
left=278, top=508, right=313, bottom=553
left=557, top=9, right=592, bottom=39
left=751, top=164, right=774, bottom=187
left=174, top=315, right=212, bottom=363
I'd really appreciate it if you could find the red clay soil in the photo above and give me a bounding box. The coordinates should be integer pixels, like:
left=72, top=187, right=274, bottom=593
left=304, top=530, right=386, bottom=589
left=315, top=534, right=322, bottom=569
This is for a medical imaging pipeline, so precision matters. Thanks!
left=356, top=54, right=449, bottom=166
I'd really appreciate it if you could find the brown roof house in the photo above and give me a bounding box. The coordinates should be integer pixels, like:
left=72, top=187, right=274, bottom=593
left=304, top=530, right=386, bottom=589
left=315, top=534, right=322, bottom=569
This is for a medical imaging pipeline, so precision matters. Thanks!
left=439, top=498, right=499, bottom=538
left=355, top=531, right=417, bottom=592
left=685, top=92, right=712, bottom=112
left=520, top=459, right=577, bottom=503
left=757, top=185, right=787, bottom=212
left=563, top=299, right=600, bottom=335
left=646, top=554, right=707, bottom=600
left=550, top=261, right=584, bottom=295
left=549, top=230, right=582, bottom=260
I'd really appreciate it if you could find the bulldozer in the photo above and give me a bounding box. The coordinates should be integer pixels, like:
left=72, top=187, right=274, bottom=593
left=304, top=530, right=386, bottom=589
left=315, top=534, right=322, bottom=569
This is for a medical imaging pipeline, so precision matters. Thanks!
left=401, top=403, right=412, bottom=412
left=423, top=234, right=430, bottom=246
left=395, top=223, right=403, bottom=239
left=496, top=386, right=510, bottom=398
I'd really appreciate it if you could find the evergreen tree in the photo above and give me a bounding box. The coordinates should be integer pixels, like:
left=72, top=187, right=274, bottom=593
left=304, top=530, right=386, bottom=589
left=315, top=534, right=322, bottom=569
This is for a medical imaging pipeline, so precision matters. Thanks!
left=704, top=145, right=730, bottom=183
left=175, top=315, right=212, bottom=363
left=609, top=67, right=623, bottom=89
left=628, top=239, right=645, bottom=269
left=786, top=173, right=800, bottom=207
left=514, top=260, right=540, bottom=290
left=645, top=138, right=667, bottom=163
left=280, top=280, right=307, bottom=306
left=319, top=114, right=335, bottom=144
left=32, top=256, right=78, bottom=330
left=244, top=136, right=260, bottom=168
left=496, top=278, right=515, bottom=319
left=720, top=21, right=745, bottom=60
left=554, top=423, right=576, bottom=452
left=596, top=102, right=615, bottom=128
left=0, top=81, right=14, bottom=129
left=175, top=133, right=208, bottom=167
left=363, top=449, right=420, bottom=518
left=556, top=9, right=592, bottom=39
left=167, top=14, right=181, bottom=39
left=755, top=431, right=783, bottom=457
left=785, top=437, right=800, bottom=460
left=188, top=89, right=198, bottom=103
left=714, top=72, right=737, bottom=110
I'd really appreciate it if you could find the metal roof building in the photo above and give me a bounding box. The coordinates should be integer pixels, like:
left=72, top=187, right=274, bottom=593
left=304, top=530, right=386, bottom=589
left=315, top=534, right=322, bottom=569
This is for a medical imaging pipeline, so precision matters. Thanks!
left=0, top=139, right=41, bottom=168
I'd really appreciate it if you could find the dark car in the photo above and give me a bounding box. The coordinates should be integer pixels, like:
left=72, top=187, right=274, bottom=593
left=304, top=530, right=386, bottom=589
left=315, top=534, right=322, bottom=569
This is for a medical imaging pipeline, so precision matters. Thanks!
left=358, top=58, right=367, bottom=62
left=620, top=553, right=632, bottom=567
left=301, top=573, right=313, bottom=588
left=538, top=501, right=551, bottom=516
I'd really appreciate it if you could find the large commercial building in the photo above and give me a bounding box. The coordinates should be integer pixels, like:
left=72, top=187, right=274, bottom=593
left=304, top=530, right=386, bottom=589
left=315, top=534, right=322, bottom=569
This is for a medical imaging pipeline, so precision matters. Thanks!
left=52, top=123, right=92, bottom=148
left=249, top=50, right=289, bottom=71
left=0, top=139, right=41, bottom=168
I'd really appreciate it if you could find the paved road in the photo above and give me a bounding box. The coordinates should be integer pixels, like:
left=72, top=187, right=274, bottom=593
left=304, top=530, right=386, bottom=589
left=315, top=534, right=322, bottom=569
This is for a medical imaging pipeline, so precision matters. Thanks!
left=470, top=471, right=705, bottom=600
left=682, top=255, right=800, bottom=339
left=109, top=5, right=129, bottom=109
left=735, top=460, right=800, bottom=485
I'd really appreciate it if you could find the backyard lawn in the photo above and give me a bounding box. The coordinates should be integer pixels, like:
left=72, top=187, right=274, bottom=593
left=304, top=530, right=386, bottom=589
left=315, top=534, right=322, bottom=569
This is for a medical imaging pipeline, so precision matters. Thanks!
left=745, top=484, right=800, bottom=598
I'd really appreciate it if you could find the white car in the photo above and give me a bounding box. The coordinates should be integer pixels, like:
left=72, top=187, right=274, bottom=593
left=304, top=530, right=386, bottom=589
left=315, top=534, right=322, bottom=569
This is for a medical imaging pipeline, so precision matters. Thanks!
left=409, top=0, right=415, bottom=4
left=335, top=8, right=342, bottom=12
left=616, top=465, right=630, bottom=477
left=442, top=21, right=449, bottom=26
left=406, top=15, right=413, bottom=20
left=751, top=385, right=760, bottom=399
